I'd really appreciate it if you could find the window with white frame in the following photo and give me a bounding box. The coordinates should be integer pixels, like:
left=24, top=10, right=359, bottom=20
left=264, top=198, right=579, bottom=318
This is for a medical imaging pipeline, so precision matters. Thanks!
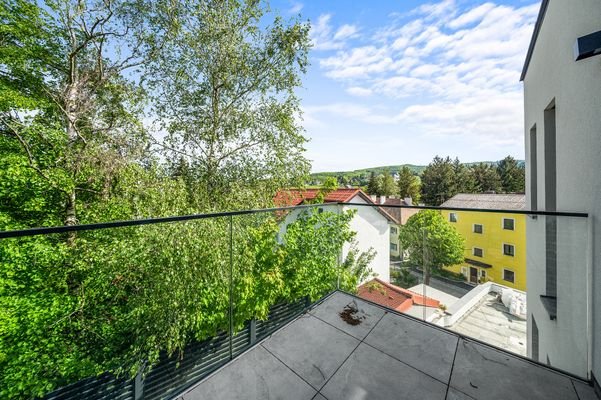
left=390, top=226, right=398, bottom=235
left=449, top=213, right=457, bottom=222
left=473, top=247, right=483, bottom=257
left=503, top=269, right=515, bottom=283
left=390, top=243, right=398, bottom=252
left=503, top=243, right=515, bottom=256
left=473, top=224, right=483, bottom=234
left=503, top=218, right=515, bottom=230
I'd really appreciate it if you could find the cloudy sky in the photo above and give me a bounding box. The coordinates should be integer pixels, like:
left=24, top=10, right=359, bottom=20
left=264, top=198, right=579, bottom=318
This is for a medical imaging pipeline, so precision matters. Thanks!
left=272, top=0, right=540, bottom=172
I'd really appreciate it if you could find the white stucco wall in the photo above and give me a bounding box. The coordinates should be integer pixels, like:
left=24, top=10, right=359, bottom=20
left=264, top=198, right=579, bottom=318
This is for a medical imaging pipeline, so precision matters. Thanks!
left=342, top=195, right=391, bottom=283
left=523, top=0, right=601, bottom=380
left=279, top=198, right=391, bottom=286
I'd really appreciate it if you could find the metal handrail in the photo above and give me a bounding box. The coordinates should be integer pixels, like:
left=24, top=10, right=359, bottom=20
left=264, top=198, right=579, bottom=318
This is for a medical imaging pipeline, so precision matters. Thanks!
left=0, top=201, right=588, bottom=239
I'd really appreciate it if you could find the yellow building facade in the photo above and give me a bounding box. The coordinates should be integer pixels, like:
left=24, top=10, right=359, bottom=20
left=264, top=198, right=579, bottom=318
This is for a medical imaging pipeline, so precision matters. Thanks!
left=441, top=194, right=527, bottom=291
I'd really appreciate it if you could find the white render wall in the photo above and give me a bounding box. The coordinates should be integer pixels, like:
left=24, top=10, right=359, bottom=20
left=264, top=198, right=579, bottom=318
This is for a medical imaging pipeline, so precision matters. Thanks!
left=523, top=0, right=601, bottom=380
left=342, top=196, right=391, bottom=283
left=280, top=198, right=390, bottom=285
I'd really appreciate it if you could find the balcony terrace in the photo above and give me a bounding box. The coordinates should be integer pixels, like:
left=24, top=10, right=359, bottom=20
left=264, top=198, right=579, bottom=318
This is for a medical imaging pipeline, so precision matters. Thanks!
left=2, top=201, right=597, bottom=400
left=179, top=291, right=595, bottom=400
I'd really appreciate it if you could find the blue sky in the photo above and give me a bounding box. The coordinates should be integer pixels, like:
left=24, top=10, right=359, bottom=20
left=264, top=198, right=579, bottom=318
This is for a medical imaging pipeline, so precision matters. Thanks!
left=271, top=0, right=540, bottom=172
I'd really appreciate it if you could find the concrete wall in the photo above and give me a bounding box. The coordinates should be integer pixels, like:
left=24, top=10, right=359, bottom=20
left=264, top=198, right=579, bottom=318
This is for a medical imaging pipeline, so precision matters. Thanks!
left=523, top=0, right=601, bottom=380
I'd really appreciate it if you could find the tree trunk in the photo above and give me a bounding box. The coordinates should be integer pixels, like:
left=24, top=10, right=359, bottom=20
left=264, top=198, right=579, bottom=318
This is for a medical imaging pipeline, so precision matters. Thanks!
left=65, top=190, right=77, bottom=244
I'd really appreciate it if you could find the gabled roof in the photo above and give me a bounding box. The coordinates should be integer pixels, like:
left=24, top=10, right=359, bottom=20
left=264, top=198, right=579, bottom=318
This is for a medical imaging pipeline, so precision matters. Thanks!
left=441, top=193, right=526, bottom=211
left=380, top=197, right=413, bottom=225
left=520, top=0, right=549, bottom=81
left=357, top=278, right=440, bottom=313
left=274, top=188, right=397, bottom=223
left=273, top=188, right=363, bottom=206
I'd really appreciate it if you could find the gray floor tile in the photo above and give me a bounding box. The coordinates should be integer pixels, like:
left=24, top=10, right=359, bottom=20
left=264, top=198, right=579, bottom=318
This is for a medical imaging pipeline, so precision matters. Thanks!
left=181, top=346, right=316, bottom=400
left=309, top=292, right=385, bottom=340
left=312, top=394, right=328, bottom=400
left=262, top=314, right=359, bottom=389
left=572, top=380, right=599, bottom=400
left=450, top=339, right=579, bottom=400
left=446, top=388, right=475, bottom=400
left=320, top=343, right=447, bottom=400
left=365, top=312, right=458, bottom=383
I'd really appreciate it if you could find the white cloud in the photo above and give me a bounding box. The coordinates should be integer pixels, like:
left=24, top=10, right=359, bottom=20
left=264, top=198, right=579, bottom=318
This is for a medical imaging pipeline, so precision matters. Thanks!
left=311, top=1, right=539, bottom=147
left=346, top=86, right=373, bottom=97
left=310, top=14, right=360, bottom=51
left=447, top=2, right=495, bottom=29
left=334, top=24, right=359, bottom=40
left=288, top=2, right=303, bottom=14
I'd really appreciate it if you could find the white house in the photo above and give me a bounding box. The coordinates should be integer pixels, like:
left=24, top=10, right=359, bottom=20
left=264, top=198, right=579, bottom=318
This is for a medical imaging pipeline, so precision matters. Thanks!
left=522, top=0, right=601, bottom=382
left=274, top=188, right=394, bottom=283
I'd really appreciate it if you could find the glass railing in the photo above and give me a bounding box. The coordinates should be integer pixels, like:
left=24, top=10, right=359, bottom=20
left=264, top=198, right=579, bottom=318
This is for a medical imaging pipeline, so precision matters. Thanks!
left=0, top=202, right=591, bottom=399
left=345, top=202, right=590, bottom=381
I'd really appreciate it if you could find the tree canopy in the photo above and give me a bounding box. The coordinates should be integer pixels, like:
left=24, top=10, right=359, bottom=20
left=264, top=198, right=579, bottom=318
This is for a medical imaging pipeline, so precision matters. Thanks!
left=146, top=0, right=311, bottom=210
left=0, top=0, right=323, bottom=397
left=397, top=166, right=421, bottom=204
left=367, top=169, right=398, bottom=197
left=498, top=156, right=525, bottom=193
left=398, top=210, right=464, bottom=284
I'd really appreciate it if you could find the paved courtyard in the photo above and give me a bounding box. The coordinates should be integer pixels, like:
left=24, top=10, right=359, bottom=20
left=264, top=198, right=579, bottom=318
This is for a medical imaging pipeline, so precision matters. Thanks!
left=178, top=291, right=596, bottom=400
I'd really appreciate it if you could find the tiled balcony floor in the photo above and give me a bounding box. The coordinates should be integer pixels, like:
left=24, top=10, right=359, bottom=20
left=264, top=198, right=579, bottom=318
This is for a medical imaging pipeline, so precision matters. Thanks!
left=178, top=291, right=597, bottom=400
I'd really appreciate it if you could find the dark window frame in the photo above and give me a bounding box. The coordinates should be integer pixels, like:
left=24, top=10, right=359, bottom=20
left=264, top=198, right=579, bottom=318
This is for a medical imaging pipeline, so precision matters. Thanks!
left=503, top=243, right=515, bottom=257
left=503, top=269, right=515, bottom=283
left=503, top=218, right=515, bottom=231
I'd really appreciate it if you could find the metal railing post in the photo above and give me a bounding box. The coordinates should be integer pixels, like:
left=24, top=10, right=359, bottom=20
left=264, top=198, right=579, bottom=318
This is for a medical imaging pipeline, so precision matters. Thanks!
left=228, top=215, right=234, bottom=360
left=337, top=203, right=342, bottom=290
left=249, top=319, right=256, bottom=346
left=134, top=362, right=145, bottom=400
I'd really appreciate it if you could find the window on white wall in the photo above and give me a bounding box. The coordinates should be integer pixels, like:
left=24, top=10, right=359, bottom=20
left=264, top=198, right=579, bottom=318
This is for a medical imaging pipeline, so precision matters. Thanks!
left=390, top=243, right=398, bottom=252
left=390, top=226, right=398, bottom=235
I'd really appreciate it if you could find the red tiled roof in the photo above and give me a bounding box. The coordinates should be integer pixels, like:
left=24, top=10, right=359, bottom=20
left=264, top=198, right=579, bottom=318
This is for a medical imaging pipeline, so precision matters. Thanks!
left=274, top=188, right=397, bottom=223
left=357, top=278, right=440, bottom=313
left=274, top=188, right=362, bottom=206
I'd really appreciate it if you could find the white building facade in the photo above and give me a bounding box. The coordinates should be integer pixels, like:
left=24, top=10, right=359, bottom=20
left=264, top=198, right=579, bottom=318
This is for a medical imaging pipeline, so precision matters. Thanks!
left=522, top=0, right=601, bottom=382
left=277, top=189, right=392, bottom=284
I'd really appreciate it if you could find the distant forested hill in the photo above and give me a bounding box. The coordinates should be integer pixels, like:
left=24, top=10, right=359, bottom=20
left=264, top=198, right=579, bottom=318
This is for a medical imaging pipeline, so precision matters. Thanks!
left=308, top=160, right=524, bottom=187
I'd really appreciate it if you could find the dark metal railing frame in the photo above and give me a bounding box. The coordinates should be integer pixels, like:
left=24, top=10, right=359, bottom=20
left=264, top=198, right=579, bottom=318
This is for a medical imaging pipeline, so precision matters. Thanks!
left=0, top=202, right=588, bottom=239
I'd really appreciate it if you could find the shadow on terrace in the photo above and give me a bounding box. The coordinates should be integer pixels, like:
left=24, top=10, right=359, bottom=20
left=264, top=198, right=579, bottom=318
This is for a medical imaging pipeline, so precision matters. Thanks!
left=0, top=202, right=596, bottom=400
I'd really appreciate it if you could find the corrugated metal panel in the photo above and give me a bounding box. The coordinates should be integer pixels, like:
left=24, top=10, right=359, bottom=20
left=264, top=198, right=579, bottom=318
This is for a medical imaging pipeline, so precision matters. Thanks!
left=42, top=298, right=307, bottom=400
left=43, top=373, right=133, bottom=400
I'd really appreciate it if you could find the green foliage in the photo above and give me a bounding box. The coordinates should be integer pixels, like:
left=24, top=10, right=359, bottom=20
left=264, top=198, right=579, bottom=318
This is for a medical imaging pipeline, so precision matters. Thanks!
left=470, top=163, right=502, bottom=193
left=420, top=156, right=457, bottom=206
left=309, top=164, right=426, bottom=187
left=397, top=166, right=421, bottom=204
left=367, top=169, right=397, bottom=196
left=146, top=0, right=311, bottom=210
left=398, top=210, right=464, bottom=284
left=390, top=267, right=418, bottom=289
left=281, top=209, right=354, bottom=301
left=312, top=177, right=338, bottom=204
left=0, top=201, right=371, bottom=398
left=497, top=156, right=525, bottom=193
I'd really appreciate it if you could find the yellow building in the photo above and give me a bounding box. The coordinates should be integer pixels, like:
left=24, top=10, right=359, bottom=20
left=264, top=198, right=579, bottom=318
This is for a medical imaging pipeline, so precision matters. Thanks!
left=441, top=194, right=526, bottom=291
